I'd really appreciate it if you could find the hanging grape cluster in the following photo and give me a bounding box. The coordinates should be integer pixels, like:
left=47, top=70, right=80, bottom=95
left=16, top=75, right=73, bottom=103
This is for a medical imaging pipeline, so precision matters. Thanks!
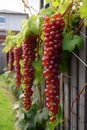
left=9, top=48, right=14, bottom=72
left=22, top=36, right=37, bottom=111
left=5, top=51, right=9, bottom=68
left=14, top=47, right=22, bottom=89
left=42, top=13, right=64, bottom=121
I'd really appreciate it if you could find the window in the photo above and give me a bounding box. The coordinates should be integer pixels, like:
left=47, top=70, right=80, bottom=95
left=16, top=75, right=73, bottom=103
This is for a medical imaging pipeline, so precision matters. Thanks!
left=0, top=17, right=5, bottom=23
left=0, top=16, right=6, bottom=29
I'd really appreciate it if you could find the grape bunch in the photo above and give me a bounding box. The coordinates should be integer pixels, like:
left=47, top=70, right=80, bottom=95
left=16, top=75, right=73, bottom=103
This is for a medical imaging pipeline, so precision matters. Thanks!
left=14, top=47, right=22, bottom=89
left=9, top=48, right=14, bottom=72
left=42, top=13, right=64, bottom=121
left=22, top=35, right=37, bottom=111
left=5, top=51, right=9, bottom=68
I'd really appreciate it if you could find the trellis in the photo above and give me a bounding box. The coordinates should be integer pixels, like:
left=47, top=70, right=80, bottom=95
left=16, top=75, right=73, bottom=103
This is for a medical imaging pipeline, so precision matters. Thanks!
left=0, top=1, right=87, bottom=129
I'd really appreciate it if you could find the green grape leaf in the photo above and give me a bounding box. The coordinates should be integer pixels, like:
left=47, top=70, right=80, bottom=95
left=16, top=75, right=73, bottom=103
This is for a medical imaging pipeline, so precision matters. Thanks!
left=80, top=1, right=87, bottom=25
left=40, top=7, right=55, bottom=18
left=3, top=35, right=16, bottom=52
left=62, top=33, right=75, bottom=52
left=28, top=15, right=40, bottom=35
left=26, top=103, right=38, bottom=119
left=62, top=33, right=84, bottom=52
left=45, top=0, right=60, bottom=6
left=32, top=60, right=44, bottom=85
left=58, top=1, right=70, bottom=14
left=45, top=0, right=49, bottom=4
left=59, top=51, right=70, bottom=73
left=45, top=105, right=63, bottom=130
left=57, top=105, right=63, bottom=120
left=71, top=15, right=80, bottom=27
left=23, top=26, right=30, bottom=39
left=72, top=35, right=84, bottom=49
left=52, top=0, right=59, bottom=7
left=34, top=107, right=49, bottom=125
left=80, top=1, right=87, bottom=18
left=46, top=118, right=63, bottom=130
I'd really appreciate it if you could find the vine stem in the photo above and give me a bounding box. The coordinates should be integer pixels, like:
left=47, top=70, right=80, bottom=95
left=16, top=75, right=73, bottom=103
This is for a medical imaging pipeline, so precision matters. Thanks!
left=62, top=2, right=73, bottom=17
left=74, top=19, right=84, bottom=35
left=22, top=0, right=32, bottom=15
left=64, top=82, right=87, bottom=125
left=38, top=84, right=43, bottom=112
left=72, top=52, right=87, bottom=67
left=49, top=0, right=52, bottom=7
left=21, top=0, right=38, bottom=15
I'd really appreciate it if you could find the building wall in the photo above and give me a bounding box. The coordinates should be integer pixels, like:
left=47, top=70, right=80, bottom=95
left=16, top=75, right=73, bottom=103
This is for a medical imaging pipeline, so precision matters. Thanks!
left=0, top=13, right=27, bottom=31
left=0, top=11, right=27, bottom=43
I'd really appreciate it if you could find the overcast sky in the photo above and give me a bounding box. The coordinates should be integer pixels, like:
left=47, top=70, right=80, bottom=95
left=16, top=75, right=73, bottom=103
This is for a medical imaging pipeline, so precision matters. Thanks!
left=0, top=0, right=40, bottom=14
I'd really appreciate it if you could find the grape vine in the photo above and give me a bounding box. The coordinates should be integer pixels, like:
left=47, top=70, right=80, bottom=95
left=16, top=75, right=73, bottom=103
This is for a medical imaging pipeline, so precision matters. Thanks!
left=3, top=0, right=87, bottom=129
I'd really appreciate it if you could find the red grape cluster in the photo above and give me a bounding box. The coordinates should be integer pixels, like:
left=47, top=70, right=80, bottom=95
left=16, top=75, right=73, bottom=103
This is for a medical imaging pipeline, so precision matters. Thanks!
left=42, top=13, right=64, bottom=121
left=22, top=36, right=37, bottom=111
left=5, top=52, right=9, bottom=68
left=9, top=48, right=14, bottom=72
left=14, top=47, right=22, bottom=89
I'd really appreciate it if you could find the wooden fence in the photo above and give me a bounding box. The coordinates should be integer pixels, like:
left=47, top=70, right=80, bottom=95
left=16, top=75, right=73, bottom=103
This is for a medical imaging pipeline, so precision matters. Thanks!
left=0, top=44, right=5, bottom=74
left=57, top=26, right=87, bottom=130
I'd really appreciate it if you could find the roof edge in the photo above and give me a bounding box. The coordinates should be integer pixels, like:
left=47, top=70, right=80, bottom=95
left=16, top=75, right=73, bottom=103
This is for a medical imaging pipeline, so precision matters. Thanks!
left=0, top=9, right=28, bottom=15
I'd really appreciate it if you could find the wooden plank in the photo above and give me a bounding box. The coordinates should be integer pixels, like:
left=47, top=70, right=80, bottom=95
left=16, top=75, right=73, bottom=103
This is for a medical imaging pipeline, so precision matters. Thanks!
left=78, top=26, right=86, bottom=130
left=84, top=26, right=87, bottom=130
left=63, top=74, right=70, bottom=130
left=70, top=54, right=78, bottom=130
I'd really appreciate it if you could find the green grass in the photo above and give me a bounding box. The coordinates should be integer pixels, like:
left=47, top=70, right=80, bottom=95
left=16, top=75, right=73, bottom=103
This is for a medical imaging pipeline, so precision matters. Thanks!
left=0, top=79, right=16, bottom=130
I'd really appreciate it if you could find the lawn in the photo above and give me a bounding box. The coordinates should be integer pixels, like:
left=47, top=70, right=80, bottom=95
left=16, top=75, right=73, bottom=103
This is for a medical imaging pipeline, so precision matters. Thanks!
left=0, top=78, right=16, bottom=130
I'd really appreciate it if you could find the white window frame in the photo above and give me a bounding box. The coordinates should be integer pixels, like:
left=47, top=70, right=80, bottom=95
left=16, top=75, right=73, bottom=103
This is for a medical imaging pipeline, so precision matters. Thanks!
left=0, top=16, right=6, bottom=29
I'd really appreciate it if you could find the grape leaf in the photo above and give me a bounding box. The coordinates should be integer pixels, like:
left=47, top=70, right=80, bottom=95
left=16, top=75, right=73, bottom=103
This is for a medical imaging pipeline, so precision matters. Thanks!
left=59, top=51, right=70, bottom=73
left=62, top=33, right=84, bottom=52
left=34, top=108, right=49, bottom=125
left=45, top=0, right=60, bottom=6
left=52, top=0, right=59, bottom=7
left=58, top=1, right=70, bottom=14
left=72, top=35, right=84, bottom=49
left=57, top=105, right=62, bottom=120
left=45, top=0, right=49, bottom=4
left=80, top=1, right=87, bottom=25
left=23, top=26, right=30, bottom=39
left=40, top=7, right=55, bottom=17
left=32, top=60, right=44, bottom=85
left=28, top=15, right=40, bottom=35
left=46, top=118, right=63, bottom=130
left=80, top=1, right=87, bottom=18
left=45, top=105, right=63, bottom=130
left=3, top=35, right=16, bottom=52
